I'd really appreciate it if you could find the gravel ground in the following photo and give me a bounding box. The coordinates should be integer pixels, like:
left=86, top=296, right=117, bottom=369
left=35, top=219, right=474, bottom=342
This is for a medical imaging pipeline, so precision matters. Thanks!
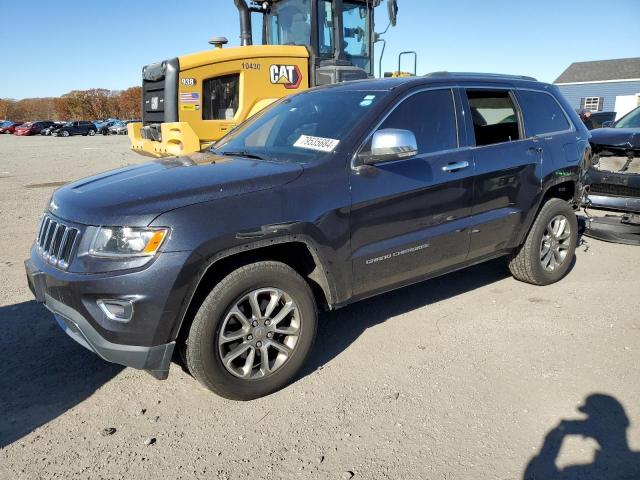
left=1, top=134, right=639, bottom=479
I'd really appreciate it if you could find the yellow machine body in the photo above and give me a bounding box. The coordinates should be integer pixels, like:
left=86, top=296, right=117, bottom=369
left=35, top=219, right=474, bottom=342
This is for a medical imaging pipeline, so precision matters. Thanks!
left=129, top=45, right=310, bottom=157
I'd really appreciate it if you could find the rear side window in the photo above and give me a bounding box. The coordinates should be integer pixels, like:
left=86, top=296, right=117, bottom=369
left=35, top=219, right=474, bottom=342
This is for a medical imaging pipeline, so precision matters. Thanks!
left=466, top=90, right=520, bottom=146
left=517, top=90, right=571, bottom=136
left=378, top=89, right=458, bottom=155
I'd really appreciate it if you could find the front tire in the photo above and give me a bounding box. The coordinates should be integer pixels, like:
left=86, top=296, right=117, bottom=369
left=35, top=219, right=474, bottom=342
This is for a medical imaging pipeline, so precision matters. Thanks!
left=88, top=129, right=96, bottom=136
left=185, top=261, right=317, bottom=400
left=509, top=198, right=578, bottom=285
left=62, top=130, right=69, bottom=137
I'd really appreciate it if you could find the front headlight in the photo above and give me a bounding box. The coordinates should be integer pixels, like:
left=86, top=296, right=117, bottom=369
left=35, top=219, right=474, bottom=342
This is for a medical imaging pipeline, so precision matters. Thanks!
left=90, top=227, right=169, bottom=257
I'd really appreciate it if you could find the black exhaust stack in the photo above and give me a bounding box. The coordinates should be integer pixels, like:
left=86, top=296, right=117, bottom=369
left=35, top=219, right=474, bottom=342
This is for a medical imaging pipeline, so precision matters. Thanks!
left=234, top=0, right=253, bottom=46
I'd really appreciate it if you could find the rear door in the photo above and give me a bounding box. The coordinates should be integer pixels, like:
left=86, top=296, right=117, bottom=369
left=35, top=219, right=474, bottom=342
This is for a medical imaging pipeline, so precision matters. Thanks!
left=514, top=88, right=577, bottom=170
left=350, top=88, right=474, bottom=297
left=461, top=88, right=542, bottom=260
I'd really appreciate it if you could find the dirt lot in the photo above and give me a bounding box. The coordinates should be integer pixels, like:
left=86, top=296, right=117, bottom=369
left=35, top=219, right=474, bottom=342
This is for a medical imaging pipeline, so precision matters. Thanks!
left=1, top=134, right=639, bottom=479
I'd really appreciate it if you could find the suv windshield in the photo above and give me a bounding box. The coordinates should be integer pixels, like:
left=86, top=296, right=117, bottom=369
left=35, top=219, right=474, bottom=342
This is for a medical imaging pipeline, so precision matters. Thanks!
left=214, top=89, right=386, bottom=163
left=614, top=106, right=640, bottom=128
left=266, top=0, right=312, bottom=46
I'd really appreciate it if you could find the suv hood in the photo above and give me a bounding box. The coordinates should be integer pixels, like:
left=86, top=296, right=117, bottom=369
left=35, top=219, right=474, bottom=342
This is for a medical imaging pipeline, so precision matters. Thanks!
left=590, top=128, right=640, bottom=151
left=50, top=152, right=303, bottom=226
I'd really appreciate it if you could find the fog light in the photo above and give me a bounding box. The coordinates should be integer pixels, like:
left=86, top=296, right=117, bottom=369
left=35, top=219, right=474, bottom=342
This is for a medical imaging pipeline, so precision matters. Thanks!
left=97, top=299, right=134, bottom=322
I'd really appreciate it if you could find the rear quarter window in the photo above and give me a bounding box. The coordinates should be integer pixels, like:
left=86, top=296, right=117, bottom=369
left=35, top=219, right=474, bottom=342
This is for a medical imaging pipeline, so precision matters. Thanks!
left=517, top=90, right=571, bottom=136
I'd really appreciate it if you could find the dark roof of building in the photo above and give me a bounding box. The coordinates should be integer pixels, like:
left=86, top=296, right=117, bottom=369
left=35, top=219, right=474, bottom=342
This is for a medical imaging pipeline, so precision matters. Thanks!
left=554, top=57, right=640, bottom=84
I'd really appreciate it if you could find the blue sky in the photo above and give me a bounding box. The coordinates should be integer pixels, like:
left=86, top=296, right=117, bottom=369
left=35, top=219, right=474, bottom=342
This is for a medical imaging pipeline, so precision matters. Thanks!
left=1, top=0, right=638, bottom=99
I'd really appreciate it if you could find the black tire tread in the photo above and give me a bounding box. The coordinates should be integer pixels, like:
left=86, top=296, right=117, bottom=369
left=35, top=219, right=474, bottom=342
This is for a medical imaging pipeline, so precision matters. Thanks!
left=185, top=261, right=315, bottom=400
left=509, top=198, right=577, bottom=285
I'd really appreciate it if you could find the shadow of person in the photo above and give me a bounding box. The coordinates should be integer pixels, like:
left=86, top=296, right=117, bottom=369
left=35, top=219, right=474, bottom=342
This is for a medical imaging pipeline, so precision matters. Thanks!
left=0, top=301, right=122, bottom=448
left=525, top=393, right=640, bottom=480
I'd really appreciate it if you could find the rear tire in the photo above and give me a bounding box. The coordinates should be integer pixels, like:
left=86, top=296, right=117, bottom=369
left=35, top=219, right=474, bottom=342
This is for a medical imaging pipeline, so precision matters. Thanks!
left=509, top=198, right=578, bottom=285
left=62, top=130, right=69, bottom=137
left=185, top=261, right=317, bottom=400
left=88, top=129, right=96, bottom=136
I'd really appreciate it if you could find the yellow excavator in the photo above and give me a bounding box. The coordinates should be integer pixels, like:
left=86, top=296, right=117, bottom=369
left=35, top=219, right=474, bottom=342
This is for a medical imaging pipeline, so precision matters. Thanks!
left=128, top=0, right=400, bottom=157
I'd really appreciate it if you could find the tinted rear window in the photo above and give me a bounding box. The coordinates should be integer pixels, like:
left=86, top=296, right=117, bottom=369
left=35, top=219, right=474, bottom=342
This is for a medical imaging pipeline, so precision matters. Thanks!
left=518, top=90, right=570, bottom=136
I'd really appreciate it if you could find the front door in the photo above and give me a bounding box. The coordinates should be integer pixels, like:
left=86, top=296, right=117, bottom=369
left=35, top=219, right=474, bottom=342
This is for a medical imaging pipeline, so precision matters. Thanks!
left=350, top=88, right=474, bottom=297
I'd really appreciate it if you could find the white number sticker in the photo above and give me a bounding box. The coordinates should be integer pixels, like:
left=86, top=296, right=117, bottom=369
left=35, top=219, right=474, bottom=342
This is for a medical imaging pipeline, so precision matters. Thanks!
left=293, top=135, right=340, bottom=152
left=181, top=78, right=196, bottom=86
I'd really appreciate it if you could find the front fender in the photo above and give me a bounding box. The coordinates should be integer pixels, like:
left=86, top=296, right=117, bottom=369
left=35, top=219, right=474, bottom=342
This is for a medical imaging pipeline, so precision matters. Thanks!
left=165, top=232, right=339, bottom=343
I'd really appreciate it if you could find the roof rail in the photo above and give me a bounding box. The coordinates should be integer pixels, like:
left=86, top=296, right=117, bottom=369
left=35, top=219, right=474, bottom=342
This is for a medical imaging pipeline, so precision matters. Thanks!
left=425, top=71, right=538, bottom=81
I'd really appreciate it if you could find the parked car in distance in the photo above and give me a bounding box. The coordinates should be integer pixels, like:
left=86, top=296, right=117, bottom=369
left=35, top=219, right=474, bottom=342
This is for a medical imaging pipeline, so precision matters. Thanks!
left=587, top=106, right=640, bottom=213
left=0, top=121, right=22, bottom=134
left=14, top=121, right=56, bottom=136
left=98, top=120, right=120, bottom=135
left=25, top=73, right=590, bottom=399
left=51, top=121, right=98, bottom=137
left=590, top=111, right=617, bottom=129
left=94, top=119, right=118, bottom=131
left=107, top=120, right=130, bottom=135
left=41, top=122, right=66, bottom=136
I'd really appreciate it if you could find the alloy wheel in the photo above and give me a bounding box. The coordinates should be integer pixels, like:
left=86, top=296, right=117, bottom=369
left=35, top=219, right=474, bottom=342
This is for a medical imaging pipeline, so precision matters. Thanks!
left=218, top=288, right=300, bottom=379
left=540, top=214, right=571, bottom=271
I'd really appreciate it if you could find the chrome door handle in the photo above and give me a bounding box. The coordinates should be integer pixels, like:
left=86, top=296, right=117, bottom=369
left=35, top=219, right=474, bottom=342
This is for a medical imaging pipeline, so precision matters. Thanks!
left=442, top=161, right=469, bottom=172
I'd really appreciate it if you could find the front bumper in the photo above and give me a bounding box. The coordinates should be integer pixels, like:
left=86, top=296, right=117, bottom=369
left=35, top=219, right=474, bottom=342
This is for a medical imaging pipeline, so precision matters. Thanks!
left=587, top=194, right=640, bottom=213
left=24, top=249, right=189, bottom=379
left=587, top=166, right=640, bottom=213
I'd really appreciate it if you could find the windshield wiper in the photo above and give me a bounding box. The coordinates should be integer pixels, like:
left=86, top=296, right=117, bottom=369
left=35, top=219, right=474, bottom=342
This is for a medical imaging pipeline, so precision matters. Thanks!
left=219, top=150, right=268, bottom=161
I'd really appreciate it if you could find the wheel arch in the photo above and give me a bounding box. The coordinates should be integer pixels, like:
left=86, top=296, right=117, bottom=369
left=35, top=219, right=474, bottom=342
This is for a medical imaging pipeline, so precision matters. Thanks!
left=515, top=177, right=579, bottom=247
left=171, top=235, right=337, bottom=344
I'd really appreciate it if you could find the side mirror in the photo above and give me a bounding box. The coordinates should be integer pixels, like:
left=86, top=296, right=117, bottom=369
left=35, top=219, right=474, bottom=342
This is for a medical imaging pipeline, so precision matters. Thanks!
left=387, top=0, right=398, bottom=27
left=601, top=120, right=614, bottom=128
left=360, top=128, right=418, bottom=165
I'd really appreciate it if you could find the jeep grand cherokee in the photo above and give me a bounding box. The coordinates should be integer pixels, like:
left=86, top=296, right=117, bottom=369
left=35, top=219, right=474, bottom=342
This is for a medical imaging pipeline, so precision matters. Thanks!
left=26, top=74, right=590, bottom=400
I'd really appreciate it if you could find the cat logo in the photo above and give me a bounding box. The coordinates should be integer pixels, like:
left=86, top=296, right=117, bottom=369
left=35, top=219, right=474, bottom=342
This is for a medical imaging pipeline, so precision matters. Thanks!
left=269, top=64, right=302, bottom=89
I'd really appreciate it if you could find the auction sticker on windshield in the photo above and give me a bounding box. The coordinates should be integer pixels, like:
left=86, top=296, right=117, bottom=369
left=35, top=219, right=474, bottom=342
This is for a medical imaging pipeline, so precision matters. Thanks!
left=293, top=135, right=340, bottom=152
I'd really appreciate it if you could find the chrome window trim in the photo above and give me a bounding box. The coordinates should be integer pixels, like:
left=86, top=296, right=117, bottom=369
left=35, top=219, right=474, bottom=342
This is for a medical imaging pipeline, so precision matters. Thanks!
left=351, top=86, right=461, bottom=170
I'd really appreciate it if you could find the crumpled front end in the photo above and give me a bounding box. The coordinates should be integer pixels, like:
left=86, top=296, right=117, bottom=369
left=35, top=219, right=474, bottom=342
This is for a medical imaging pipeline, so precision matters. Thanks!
left=587, top=130, right=640, bottom=213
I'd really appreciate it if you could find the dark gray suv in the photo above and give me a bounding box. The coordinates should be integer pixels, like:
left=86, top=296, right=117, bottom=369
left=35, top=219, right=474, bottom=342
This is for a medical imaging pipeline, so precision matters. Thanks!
left=25, top=73, right=591, bottom=399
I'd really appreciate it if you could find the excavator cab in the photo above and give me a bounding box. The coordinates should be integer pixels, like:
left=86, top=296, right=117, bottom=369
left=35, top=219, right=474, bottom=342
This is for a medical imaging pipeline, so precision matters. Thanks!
left=129, top=0, right=397, bottom=157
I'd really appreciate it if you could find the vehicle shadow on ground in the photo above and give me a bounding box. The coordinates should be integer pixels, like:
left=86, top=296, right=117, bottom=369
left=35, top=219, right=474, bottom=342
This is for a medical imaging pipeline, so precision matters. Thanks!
left=302, top=258, right=512, bottom=378
left=524, top=393, right=640, bottom=479
left=0, top=301, right=122, bottom=448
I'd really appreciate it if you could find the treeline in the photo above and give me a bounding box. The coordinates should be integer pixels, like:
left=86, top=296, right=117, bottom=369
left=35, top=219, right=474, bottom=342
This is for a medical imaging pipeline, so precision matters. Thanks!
left=0, top=87, right=142, bottom=122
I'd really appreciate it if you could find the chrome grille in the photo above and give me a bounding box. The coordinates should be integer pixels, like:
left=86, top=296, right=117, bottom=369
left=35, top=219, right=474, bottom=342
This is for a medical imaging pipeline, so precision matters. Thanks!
left=36, top=215, right=80, bottom=269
